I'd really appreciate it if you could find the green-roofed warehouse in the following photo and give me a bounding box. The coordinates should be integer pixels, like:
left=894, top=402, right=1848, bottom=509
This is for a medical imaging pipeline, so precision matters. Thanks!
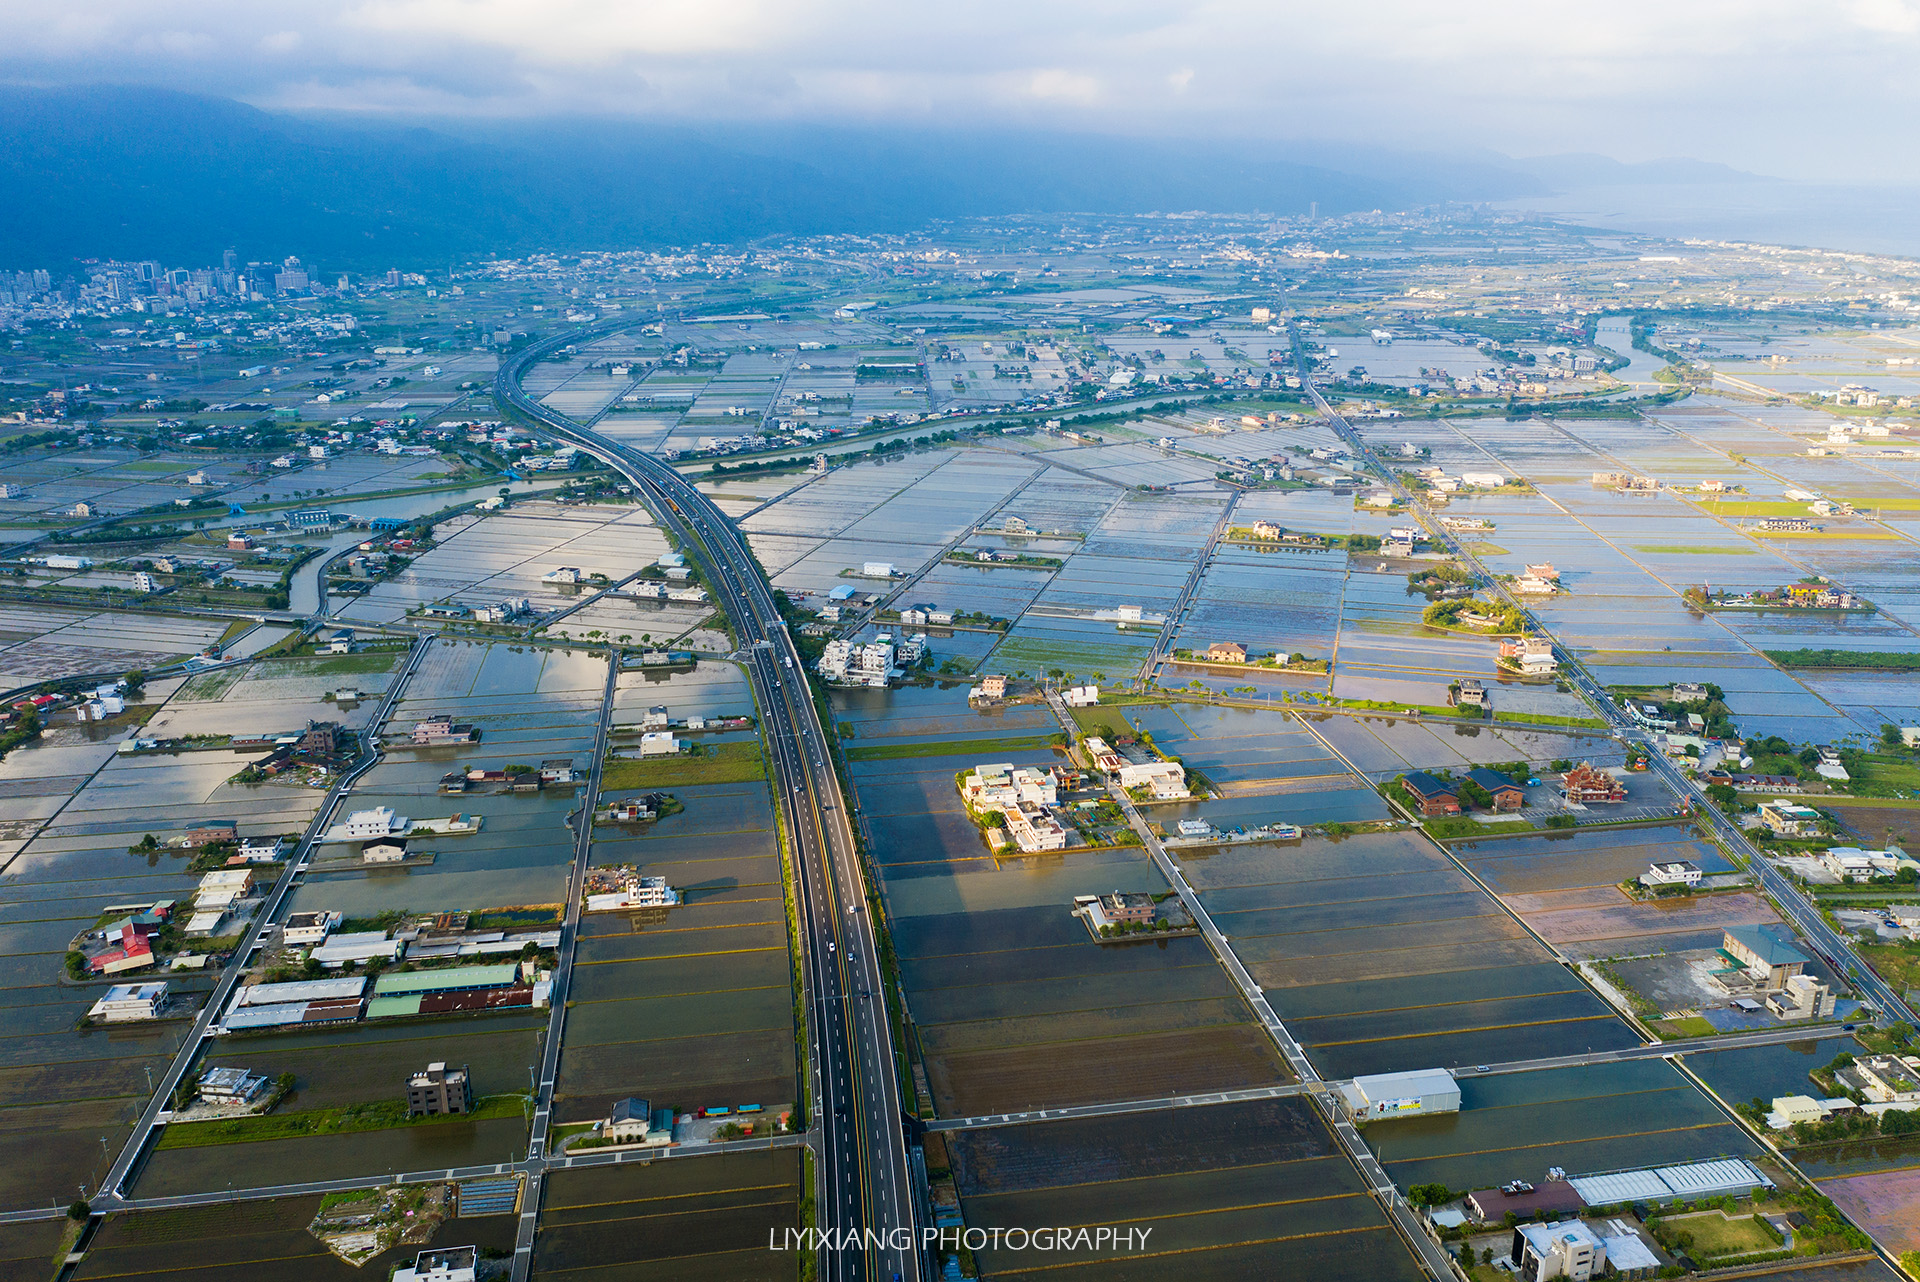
left=372, top=964, right=521, bottom=996
left=364, top=963, right=540, bottom=1020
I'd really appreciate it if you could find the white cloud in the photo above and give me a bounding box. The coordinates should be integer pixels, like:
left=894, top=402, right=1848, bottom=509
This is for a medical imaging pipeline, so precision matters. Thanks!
left=3, top=0, right=1920, bottom=179
left=1024, top=68, right=1101, bottom=104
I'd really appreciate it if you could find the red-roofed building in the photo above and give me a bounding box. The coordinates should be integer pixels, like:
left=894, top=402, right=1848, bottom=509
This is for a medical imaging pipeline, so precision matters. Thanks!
left=1562, top=762, right=1627, bottom=803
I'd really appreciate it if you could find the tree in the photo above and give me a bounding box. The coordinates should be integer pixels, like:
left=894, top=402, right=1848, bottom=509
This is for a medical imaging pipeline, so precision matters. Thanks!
left=67, top=1199, right=89, bottom=1222
left=1408, top=1183, right=1452, bottom=1207
left=1885, top=723, right=1906, bottom=750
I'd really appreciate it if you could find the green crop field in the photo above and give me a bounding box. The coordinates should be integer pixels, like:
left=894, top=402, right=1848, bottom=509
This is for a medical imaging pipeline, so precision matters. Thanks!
left=843, top=734, right=1060, bottom=762
left=157, top=1094, right=524, bottom=1148
left=602, top=741, right=766, bottom=789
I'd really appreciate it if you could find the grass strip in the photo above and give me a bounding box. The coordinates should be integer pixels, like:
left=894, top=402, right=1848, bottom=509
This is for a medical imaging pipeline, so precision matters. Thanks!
left=157, top=1093, right=525, bottom=1148
left=1766, top=649, right=1920, bottom=671
left=843, top=734, right=1062, bottom=762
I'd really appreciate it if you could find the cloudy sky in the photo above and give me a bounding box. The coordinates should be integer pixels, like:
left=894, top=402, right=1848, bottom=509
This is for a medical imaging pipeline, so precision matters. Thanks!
left=8, top=0, right=1920, bottom=181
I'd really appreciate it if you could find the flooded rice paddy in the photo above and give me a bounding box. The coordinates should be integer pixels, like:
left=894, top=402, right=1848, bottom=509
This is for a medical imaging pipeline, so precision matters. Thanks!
left=1181, top=830, right=1637, bottom=1078
left=1369, top=1059, right=1762, bottom=1193
left=837, top=686, right=1285, bottom=1116
left=0, top=668, right=324, bottom=1207
left=1453, top=824, right=1763, bottom=960
left=948, top=1099, right=1425, bottom=1281
left=534, top=1149, right=803, bottom=1281
left=560, top=657, right=796, bottom=1124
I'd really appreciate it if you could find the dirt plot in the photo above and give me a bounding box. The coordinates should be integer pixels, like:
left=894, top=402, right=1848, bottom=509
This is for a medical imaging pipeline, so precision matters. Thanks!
left=0, top=1220, right=64, bottom=1282
left=1179, top=832, right=1448, bottom=891
left=920, top=996, right=1256, bottom=1055
left=927, top=1024, right=1285, bottom=1116
left=1829, top=804, right=1920, bottom=851
left=1252, top=937, right=1550, bottom=989
left=135, top=1116, right=533, bottom=1197
left=1502, top=888, right=1783, bottom=960
left=567, top=985, right=791, bottom=1045
left=891, top=898, right=1284, bottom=1115
left=1823, top=1168, right=1920, bottom=1255
left=555, top=1029, right=793, bottom=1122
left=535, top=1149, right=800, bottom=1280
left=555, top=907, right=796, bottom=1123
left=954, top=1096, right=1334, bottom=1191
left=71, top=1194, right=515, bottom=1281
left=1455, top=825, right=1730, bottom=896
left=201, top=1020, right=547, bottom=1111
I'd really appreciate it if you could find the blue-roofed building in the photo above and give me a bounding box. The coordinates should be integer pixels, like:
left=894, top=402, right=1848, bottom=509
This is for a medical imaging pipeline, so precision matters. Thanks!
left=1722, top=925, right=1808, bottom=989
left=606, top=1096, right=653, bottom=1141
left=1401, top=771, right=1460, bottom=816
left=370, top=516, right=410, bottom=531
left=1465, top=767, right=1526, bottom=811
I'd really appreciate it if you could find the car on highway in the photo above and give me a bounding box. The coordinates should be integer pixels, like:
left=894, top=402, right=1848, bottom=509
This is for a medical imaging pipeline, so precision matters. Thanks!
left=1476, top=1065, right=1491, bottom=1072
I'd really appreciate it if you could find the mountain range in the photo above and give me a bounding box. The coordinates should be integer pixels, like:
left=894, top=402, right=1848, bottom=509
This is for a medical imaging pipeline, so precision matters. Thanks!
left=0, top=83, right=1771, bottom=271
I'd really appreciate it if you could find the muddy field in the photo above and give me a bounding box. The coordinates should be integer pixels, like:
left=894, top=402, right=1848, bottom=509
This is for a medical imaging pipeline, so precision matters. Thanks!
left=1185, top=830, right=1637, bottom=1078
left=1822, top=1168, right=1920, bottom=1254
left=71, top=1194, right=516, bottom=1281
left=949, top=1098, right=1424, bottom=1281
left=556, top=775, right=796, bottom=1124
left=899, top=901, right=1286, bottom=1115
left=1454, top=824, right=1732, bottom=897
left=1502, top=888, right=1784, bottom=960
left=534, top=1148, right=802, bottom=1281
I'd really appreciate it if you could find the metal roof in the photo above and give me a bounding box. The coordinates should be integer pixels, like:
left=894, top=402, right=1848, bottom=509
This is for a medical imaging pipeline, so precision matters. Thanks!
left=1568, top=1159, right=1770, bottom=1206
left=366, top=994, right=423, bottom=1019
left=1724, top=925, right=1809, bottom=968
left=372, top=963, right=519, bottom=996
left=222, top=1003, right=311, bottom=1030
left=1350, top=1068, right=1460, bottom=1102
left=1566, top=1169, right=1667, bottom=1204
left=1655, top=1159, right=1771, bottom=1197
left=235, top=976, right=367, bottom=1006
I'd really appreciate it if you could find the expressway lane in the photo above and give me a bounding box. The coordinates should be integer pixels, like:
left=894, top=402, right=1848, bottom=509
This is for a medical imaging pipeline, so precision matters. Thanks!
left=496, top=334, right=921, bottom=1282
